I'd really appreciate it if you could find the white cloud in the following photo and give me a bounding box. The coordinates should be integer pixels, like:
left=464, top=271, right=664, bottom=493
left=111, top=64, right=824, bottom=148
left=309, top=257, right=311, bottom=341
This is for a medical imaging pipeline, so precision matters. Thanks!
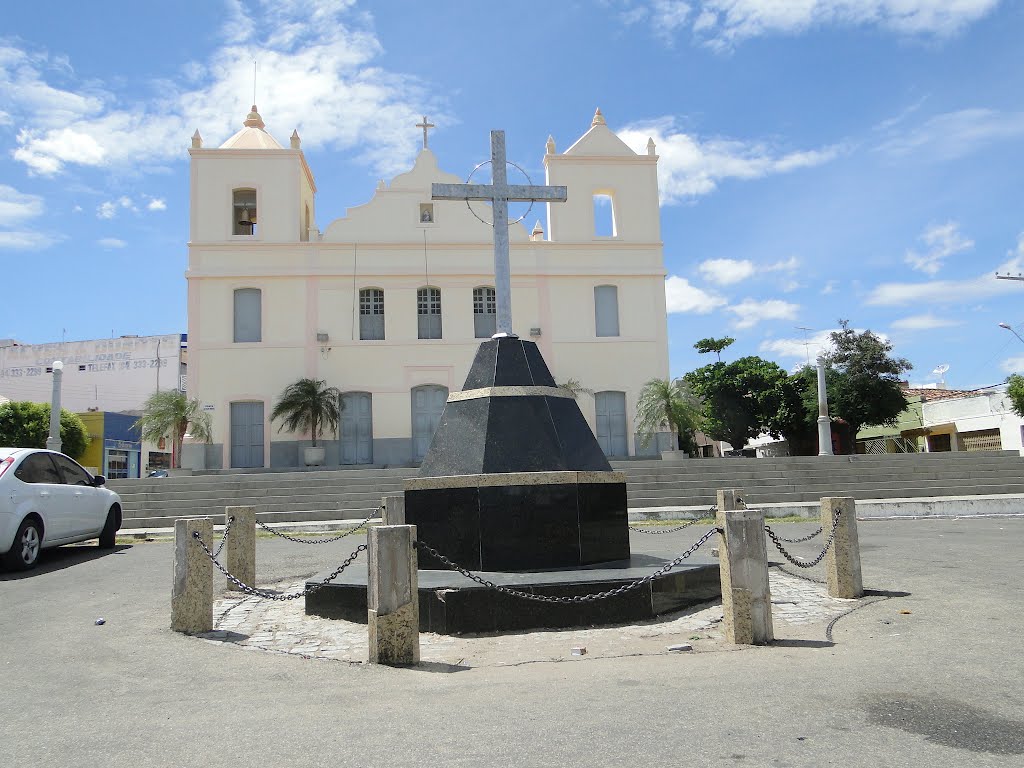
left=0, top=185, right=44, bottom=226
left=890, top=313, right=963, bottom=331
left=877, top=108, right=1024, bottom=161
left=1001, top=357, right=1024, bottom=374
left=97, top=238, right=126, bottom=249
left=698, top=258, right=754, bottom=285
left=620, top=117, right=839, bottom=204
left=622, top=1, right=1000, bottom=49
left=96, top=196, right=138, bottom=219
left=868, top=233, right=1024, bottom=306
left=147, top=198, right=167, bottom=211
left=728, top=298, right=799, bottom=329
left=0, top=230, right=62, bottom=250
left=904, top=222, right=973, bottom=275
left=665, top=275, right=726, bottom=313
left=5, top=3, right=437, bottom=177
left=760, top=329, right=835, bottom=361
left=821, top=280, right=838, bottom=295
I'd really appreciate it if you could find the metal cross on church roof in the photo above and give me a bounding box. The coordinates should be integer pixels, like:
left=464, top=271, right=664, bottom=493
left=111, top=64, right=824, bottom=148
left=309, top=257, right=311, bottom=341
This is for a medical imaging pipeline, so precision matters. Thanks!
left=416, top=116, right=435, bottom=149
left=432, top=130, right=567, bottom=337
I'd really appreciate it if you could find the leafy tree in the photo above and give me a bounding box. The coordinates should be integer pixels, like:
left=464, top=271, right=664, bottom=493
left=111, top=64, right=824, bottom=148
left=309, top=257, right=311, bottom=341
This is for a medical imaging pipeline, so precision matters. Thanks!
left=821, top=320, right=912, bottom=451
left=635, top=378, right=703, bottom=454
left=684, top=356, right=794, bottom=450
left=1006, top=374, right=1024, bottom=417
left=270, top=378, right=342, bottom=447
left=0, top=401, right=90, bottom=460
left=693, top=337, right=736, bottom=362
left=557, top=378, right=594, bottom=400
left=134, top=390, right=212, bottom=469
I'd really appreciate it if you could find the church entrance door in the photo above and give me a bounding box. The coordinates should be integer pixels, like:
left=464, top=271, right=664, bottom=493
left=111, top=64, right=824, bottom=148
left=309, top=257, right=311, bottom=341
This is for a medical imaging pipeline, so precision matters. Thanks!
left=411, top=385, right=448, bottom=462
left=595, top=391, right=628, bottom=457
left=340, top=392, right=373, bottom=465
left=230, top=401, right=265, bottom=468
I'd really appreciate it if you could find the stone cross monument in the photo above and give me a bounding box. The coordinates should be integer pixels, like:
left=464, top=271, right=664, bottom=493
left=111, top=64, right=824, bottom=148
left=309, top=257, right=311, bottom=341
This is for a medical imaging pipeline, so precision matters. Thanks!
left=401, top=130, right=630, bottom=573
left=432, top=130, right=567, bottom=337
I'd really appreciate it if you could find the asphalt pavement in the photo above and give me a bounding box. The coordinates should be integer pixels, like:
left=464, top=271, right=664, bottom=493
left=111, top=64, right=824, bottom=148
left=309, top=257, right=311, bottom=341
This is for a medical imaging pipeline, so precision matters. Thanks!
left=1, top=517, right=1022, bottom=767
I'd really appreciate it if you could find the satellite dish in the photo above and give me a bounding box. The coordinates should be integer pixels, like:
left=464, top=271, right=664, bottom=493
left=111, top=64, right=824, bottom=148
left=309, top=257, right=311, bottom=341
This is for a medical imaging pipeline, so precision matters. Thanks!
left=932, top=364, right=950, bottom=376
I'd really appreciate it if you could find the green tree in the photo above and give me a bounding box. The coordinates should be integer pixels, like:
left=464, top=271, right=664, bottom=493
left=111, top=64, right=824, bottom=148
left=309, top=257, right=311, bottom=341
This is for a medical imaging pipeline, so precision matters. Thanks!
left=1006, top=374, right=1024, bottom=417
left=134, top=390, right=212, bottom=469
left=822, top=320, right=912, bottom=451
left=270, top=378, right=342, bottom=447
left=635, top=378, right=703, bottom=454
left=693, top=336, right=735, bottom=361
left=684, top=356, right=795, bottom=450
left=0, top=401, right=90, bottom=459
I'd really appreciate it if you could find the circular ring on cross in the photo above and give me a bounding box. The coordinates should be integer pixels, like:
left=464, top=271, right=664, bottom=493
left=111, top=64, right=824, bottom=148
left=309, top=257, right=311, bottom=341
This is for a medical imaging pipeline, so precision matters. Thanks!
left=464, top=159, right=535, bottom=226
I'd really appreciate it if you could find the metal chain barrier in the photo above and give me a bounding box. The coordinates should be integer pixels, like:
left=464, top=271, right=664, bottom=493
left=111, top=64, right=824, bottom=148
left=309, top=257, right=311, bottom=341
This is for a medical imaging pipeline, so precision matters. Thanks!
left=192, top=531, right=367, bottom=600
left=211, top=515, right=234, bottom=559
left=254, top=506, right=380, bottom=544
left=414, top=527, right=719, bottom=604
left=629, top=505, right=717, bottom=535
left=764, top=509, right=843, bottom=569
left=772, top=527, right=823, bottom=544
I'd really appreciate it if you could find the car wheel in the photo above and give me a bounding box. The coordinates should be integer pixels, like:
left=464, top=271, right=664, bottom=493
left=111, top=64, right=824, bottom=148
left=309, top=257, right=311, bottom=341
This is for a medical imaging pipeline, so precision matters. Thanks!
left=99, top=507, right=119, bottom=549
left=3, top=518, right=42, bottom=571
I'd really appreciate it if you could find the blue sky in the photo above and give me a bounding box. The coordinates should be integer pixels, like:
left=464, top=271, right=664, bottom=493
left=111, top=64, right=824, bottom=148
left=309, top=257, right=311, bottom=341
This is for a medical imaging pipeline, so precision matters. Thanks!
left=2, top=0, right=1023, bottom=389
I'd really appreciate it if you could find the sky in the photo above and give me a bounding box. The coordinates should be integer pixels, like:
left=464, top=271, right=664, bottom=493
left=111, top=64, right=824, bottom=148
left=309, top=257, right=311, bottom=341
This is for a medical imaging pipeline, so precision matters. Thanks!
left=2, top=0, right=1023, bottom=390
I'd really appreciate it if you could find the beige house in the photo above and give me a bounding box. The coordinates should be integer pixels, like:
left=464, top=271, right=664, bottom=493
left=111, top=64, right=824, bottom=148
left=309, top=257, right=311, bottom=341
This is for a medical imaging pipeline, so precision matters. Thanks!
left=183, top=106, right=669, bottom=469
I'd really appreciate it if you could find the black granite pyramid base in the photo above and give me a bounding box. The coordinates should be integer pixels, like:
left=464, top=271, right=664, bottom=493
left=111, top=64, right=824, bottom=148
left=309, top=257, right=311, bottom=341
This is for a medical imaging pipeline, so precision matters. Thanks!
left=304, top=555, right=720, bottom=634
left=404, top=336, right=632, bottom=571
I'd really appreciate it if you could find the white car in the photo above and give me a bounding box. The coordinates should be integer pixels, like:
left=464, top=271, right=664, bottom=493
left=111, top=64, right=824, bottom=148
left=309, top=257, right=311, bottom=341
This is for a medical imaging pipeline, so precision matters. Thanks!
left=0, top=447, right=123, bottom=571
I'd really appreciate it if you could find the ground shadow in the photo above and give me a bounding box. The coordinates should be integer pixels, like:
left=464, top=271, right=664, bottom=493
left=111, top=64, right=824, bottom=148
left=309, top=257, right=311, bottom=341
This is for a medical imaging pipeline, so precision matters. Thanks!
left=771, top=638, right=835, bottom=649
left=409, top=660, right=472, bottom=674
left=863, top=588, right=911, bottom=598
left=0, top=543, right=132, bottom=579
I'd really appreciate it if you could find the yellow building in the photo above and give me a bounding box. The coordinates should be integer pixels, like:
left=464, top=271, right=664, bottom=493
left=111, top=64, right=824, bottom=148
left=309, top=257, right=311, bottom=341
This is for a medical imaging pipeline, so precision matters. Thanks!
left=184, top=107, right=669, bottom=469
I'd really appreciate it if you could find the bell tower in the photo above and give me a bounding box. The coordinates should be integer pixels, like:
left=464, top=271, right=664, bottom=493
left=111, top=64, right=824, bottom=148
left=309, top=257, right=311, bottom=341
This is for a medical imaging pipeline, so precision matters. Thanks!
left=188, top=105, right=317, bottom=244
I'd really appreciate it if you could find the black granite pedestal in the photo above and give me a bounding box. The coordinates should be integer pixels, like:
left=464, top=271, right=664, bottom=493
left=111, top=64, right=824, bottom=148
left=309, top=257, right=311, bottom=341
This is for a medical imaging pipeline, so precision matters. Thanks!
left=403, top=336, right=631, bottom=572
left=305, top=554, right=721, bottom=634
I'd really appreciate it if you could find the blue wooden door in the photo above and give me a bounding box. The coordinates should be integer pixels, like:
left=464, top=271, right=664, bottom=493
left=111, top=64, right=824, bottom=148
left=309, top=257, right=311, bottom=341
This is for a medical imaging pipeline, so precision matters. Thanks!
left=411, top=385, right=448, bottom=462
left=595, top=391, right=628, bottom=457
left=230, top=401, right=264, bottom=468
left=340, top=392, right=373, bottom=465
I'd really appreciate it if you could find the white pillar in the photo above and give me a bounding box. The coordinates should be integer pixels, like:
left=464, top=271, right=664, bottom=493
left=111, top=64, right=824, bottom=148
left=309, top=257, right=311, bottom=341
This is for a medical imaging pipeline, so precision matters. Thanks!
left=716, top=489, right=774, bottom=645
left=816, top=356, right=834, bottom=456
left=368, top=525, right=420, bottom=665
left=46, top=361, right=64, bottom=453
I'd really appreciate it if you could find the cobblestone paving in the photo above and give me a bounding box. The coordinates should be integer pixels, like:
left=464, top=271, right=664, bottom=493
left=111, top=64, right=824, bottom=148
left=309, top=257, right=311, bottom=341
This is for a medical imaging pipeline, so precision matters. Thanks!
left=199, top=567, right=860, bottom=666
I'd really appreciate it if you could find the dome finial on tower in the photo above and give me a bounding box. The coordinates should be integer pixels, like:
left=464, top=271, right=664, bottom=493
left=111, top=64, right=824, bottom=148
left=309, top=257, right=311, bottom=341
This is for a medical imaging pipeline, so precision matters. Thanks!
left=244, top=105, right=266, bottom=130
left=546, top=135, right=556, bottom=154
left=592, top=108, right=606, bottom=127
left=647, top=137, right=656, bottom=156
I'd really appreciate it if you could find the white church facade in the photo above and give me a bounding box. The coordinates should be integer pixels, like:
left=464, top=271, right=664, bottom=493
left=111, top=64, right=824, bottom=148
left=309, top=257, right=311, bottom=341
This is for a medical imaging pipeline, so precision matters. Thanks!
left=183, top=106, right=670, bottom=469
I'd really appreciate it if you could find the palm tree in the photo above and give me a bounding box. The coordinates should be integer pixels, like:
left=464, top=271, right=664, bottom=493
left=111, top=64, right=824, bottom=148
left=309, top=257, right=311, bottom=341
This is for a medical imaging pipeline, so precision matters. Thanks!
left=635, top=377, right=702, bottom=453
left=557, top=378, right=594, bottom=400
left=270, top=378, right=342, bottom=447
left=134, top=390, right=212, bottom=469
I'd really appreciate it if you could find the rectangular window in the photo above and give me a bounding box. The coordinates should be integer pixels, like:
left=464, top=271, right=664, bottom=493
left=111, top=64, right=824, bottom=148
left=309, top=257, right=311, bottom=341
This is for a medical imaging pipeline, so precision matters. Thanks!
left=360, top=289, right=385, bottom=340
left=473, top=287, right=496, bottom=338
left=593, top=194, right=615, bottom=237
left=233, top=288, right=262, bottom=343
left=417, top=287, right=442, bottom=339
left=594, top=285, right=620, bottom=337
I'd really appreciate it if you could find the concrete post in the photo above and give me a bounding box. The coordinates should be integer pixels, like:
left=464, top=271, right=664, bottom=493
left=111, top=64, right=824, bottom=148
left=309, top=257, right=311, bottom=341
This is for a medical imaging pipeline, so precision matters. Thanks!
left=716, top=489, right=774, bottom=645
left=225, top=506, right=256, bottom=592
left=816, top=355, right=834, bottom=456
left=368, top=524, right=419, bottom=665
left=171, top=518, right=213, bottom=633
left=821, top=497, right=863, bottom=599
left=381, top=494, right=406, bottom=525
left=46, top=361, right=63, bottom=453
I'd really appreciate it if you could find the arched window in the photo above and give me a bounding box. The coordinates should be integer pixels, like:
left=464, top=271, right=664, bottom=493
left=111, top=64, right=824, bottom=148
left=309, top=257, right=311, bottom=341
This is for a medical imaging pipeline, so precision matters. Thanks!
left=593, top=193, right=616, bottom=237
left=233, top=288, right=261, bottom=343
left=417, top=287, right=442, bottom=339
left=359, top=288, right=385, bottom=340
left=594, top=285, right=620, bottom=337
left=232, top=189, right=257, bottom=236
left=473, top=286, right=496, bottom=338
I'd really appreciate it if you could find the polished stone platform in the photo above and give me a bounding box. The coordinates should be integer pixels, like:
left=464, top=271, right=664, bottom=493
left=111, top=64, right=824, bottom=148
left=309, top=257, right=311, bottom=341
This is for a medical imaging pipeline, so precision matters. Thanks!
left=304, top=553, right=720, bottom=634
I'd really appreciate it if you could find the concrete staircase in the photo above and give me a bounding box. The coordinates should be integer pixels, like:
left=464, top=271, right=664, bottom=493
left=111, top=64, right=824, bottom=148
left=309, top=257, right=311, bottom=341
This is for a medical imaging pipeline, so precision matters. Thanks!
left=109, top=450, right=1024, bottom=530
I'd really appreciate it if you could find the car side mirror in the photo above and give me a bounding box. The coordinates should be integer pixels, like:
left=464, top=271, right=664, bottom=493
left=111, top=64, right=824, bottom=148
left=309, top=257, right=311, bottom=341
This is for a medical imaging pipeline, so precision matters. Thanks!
left=93, top=475, right=107, bottom=487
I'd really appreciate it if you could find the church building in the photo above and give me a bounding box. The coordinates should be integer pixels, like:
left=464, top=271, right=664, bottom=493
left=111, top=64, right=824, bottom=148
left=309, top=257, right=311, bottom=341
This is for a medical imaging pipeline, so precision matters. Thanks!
left=183, top=106, right=669, bottom=469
